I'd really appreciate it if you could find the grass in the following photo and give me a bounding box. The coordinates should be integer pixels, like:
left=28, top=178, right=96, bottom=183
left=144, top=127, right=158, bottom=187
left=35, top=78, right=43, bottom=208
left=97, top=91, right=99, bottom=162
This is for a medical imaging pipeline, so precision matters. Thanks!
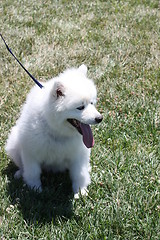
left=0, top=0, right=160, bottom=239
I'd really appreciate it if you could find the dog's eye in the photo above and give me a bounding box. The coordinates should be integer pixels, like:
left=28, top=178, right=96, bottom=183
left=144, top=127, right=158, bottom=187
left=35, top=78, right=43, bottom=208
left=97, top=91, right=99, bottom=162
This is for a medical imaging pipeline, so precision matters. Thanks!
left=77, top=105, right=85, bottom=110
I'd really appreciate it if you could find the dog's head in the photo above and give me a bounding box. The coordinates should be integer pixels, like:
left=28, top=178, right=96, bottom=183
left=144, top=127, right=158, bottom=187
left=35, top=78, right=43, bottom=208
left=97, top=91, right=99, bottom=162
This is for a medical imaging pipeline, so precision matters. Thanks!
left=44, top=65, right=103, bottom=148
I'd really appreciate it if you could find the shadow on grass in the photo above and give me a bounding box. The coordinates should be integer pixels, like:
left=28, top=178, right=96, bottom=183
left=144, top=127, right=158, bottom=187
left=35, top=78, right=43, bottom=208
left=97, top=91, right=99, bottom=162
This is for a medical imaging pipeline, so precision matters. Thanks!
left=3, top=162, right=74, bottom=223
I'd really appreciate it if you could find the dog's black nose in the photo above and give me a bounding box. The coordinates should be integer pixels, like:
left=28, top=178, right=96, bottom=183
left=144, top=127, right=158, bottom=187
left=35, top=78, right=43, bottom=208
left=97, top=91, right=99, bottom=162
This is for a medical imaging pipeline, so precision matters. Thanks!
left=95, top=115, right=103, bottom=123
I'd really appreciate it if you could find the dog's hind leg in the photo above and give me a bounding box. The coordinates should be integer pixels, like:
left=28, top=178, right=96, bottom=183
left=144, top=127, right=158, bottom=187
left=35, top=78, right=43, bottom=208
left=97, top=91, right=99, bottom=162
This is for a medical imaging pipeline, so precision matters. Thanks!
left=5, top=126, right=22, bottom=168
left=5, top=126, right=24, bottom=180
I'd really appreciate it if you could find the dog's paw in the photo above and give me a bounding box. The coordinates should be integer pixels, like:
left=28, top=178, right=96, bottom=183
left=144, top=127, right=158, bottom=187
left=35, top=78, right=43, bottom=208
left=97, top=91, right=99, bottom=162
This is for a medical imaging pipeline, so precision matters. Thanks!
left=74, top=188, right=88, bottom=199
left=23, top=183, right=42, bottom=193
left=24, top=179, right=42, bottom=193
left=14, top=169, right=22, bottom=179
left=28, top=183, right=42, bottom=193
left=33, top=185, right=42, bottom=193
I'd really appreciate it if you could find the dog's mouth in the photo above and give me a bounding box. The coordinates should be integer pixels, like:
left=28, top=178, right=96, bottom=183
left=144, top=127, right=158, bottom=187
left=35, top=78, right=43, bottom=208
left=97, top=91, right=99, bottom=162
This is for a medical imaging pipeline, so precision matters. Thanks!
left=67, top=119, right=94, bottom=148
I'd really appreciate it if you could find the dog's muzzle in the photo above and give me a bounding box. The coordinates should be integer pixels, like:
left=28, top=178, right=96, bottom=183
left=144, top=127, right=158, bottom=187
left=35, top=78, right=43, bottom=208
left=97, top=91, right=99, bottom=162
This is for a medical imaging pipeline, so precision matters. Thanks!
left=67, top=115, right=103, bottom=148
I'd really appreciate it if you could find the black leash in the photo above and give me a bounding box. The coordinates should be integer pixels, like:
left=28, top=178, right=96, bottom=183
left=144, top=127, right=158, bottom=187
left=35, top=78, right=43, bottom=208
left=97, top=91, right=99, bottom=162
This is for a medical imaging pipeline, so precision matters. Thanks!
left=0, top=34, right=44, bottom=89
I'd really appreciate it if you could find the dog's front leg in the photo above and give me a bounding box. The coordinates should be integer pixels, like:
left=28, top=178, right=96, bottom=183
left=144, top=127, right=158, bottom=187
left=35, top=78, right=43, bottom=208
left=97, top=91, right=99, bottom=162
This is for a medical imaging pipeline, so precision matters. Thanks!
left=69, top=159, right=91, bottom=198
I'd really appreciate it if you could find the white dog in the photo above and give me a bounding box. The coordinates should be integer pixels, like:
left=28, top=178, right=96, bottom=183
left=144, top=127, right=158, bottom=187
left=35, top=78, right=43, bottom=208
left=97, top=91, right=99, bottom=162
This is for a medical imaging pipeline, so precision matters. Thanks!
left=5, top=65, right=103, bottom=197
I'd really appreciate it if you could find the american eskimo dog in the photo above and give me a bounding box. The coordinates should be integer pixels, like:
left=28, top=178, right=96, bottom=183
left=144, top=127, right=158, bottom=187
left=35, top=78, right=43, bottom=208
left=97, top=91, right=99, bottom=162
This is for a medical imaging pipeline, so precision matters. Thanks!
left=5, top=64, right=103, bottom=197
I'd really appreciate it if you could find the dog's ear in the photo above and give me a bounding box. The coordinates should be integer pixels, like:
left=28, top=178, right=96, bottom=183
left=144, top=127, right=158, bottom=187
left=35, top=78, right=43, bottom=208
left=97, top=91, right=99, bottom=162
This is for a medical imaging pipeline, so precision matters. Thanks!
left=78, top=64, right=87, bottom=76
left=53, top=82, right=65, bottom=99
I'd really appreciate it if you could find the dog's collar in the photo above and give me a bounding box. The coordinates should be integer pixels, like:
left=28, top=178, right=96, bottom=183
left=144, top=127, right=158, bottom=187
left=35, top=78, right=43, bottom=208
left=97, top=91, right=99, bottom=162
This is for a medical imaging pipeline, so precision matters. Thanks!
left=1, top=34, right=44, bottom=89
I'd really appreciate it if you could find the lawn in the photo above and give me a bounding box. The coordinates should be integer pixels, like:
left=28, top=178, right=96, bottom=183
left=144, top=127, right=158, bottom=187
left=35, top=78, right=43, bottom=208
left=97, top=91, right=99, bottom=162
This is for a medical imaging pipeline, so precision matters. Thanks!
left=0, top=0, right=160, bottom=239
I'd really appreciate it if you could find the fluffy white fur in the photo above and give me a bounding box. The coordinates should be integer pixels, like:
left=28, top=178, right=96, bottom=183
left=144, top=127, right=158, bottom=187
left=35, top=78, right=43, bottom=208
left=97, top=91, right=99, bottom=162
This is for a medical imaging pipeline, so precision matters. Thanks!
left=5, top=64, right=102, bottom=198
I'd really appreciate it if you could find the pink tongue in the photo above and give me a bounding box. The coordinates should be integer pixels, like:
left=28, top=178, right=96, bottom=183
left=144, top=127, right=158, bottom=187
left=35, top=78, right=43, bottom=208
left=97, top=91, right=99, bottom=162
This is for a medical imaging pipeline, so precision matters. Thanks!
left=80, top=123, right=94, bottom=148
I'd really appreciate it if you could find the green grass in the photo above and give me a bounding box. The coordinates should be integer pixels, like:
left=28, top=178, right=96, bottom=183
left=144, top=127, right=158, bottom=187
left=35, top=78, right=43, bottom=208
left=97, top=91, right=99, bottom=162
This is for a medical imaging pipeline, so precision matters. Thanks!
left=0, top=0, right=160, bottom=239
